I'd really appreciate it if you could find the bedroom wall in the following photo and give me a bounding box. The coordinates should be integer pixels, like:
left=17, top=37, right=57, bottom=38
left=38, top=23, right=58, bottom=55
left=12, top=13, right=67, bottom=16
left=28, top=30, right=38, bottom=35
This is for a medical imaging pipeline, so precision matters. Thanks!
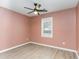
left=30, top=8, right=77, bottom=50
left=76, top=3, right=79, bottom=53
left=0, top=6, right=77, bottom=51
left=0, top=7, right=30, bottom=50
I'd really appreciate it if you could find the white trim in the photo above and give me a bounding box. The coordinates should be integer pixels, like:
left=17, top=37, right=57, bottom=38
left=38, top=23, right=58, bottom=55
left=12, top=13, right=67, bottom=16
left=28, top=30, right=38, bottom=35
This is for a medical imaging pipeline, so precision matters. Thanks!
left=30, top=42, right=76, bottom=52
left=0, top=42, right=31, bottom=53
left=0, top=41, right=78, bottom=59
left=41, top=17, right=53, bottom=38
left=30, top=42, right=79, bottom=59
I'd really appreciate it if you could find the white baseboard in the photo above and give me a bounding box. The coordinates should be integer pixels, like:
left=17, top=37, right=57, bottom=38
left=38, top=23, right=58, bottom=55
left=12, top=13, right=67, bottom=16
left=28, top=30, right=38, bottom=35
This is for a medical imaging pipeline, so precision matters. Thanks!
left=30, top=42, right=79, bottom=59
left=30, top=42, right=76, bottom=52
left=0, top=42, right=31, bottom=53
left=0, top=41, right=78, bottom=59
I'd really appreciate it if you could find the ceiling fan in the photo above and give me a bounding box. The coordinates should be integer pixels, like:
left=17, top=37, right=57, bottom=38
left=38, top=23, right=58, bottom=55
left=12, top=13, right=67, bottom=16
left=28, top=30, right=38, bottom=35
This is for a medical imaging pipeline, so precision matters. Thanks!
left=24, top=3, right=48, bottom=15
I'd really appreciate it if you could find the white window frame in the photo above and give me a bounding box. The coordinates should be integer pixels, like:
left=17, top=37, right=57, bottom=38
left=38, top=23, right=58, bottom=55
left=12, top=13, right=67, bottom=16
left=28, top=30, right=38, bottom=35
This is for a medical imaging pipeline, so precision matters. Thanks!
left=41, top=17, right=53, bottom=38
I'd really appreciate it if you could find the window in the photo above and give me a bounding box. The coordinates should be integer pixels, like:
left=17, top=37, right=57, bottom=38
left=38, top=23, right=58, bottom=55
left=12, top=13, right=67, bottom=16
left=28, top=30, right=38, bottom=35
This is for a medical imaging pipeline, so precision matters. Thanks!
left=41, top=17, right=53, bottom=38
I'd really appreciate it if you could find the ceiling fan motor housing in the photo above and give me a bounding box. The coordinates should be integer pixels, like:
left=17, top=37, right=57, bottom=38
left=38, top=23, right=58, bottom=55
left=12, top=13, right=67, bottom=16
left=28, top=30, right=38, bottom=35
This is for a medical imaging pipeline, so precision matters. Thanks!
left=34, top=3, right=41, bottom=8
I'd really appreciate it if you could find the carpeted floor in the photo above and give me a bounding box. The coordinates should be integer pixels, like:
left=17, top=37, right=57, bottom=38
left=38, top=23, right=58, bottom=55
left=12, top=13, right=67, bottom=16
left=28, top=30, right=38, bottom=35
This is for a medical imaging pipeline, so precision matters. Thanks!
left=0, top=43, right=77, bottom=59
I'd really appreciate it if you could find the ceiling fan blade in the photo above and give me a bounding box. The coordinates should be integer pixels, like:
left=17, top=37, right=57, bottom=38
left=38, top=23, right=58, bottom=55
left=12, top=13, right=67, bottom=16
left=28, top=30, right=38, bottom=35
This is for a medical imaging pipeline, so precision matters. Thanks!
left=27, top=11, right=34, bottom=14
left=24, top=7, right=34, bottom=10
left=37, top=9, right=48, bottom=12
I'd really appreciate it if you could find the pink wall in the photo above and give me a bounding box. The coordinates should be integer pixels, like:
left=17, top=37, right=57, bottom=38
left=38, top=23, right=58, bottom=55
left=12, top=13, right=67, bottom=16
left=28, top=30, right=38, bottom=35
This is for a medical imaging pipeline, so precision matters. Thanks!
left=76, top=3, right=79, bottom=53
left=0, top=7, right=30, bottom=50
left=30, top=8, right=77, bottom=50
left=0, top=7, right=77, bottom=51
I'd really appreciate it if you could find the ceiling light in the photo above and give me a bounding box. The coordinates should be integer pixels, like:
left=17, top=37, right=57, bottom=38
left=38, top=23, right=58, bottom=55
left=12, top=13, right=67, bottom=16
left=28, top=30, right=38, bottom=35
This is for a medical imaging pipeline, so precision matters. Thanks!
left=34, top=11, right=38, bottom=14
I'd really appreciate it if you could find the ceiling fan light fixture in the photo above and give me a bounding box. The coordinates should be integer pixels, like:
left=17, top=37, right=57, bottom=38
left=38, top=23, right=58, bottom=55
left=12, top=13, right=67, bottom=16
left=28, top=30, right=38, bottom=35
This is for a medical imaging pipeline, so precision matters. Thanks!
left=34, top=11, right=38, bottom=14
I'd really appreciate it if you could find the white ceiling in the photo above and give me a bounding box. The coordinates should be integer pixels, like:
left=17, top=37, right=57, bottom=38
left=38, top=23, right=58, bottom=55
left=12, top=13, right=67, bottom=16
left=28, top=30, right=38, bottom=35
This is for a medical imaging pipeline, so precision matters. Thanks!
left=0, top=0, right=78, bottom=16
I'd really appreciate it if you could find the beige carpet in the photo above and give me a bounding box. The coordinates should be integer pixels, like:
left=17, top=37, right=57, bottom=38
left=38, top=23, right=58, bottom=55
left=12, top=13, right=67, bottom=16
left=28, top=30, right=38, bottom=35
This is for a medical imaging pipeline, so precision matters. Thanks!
left=0, top=43, right=77, bottom=59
